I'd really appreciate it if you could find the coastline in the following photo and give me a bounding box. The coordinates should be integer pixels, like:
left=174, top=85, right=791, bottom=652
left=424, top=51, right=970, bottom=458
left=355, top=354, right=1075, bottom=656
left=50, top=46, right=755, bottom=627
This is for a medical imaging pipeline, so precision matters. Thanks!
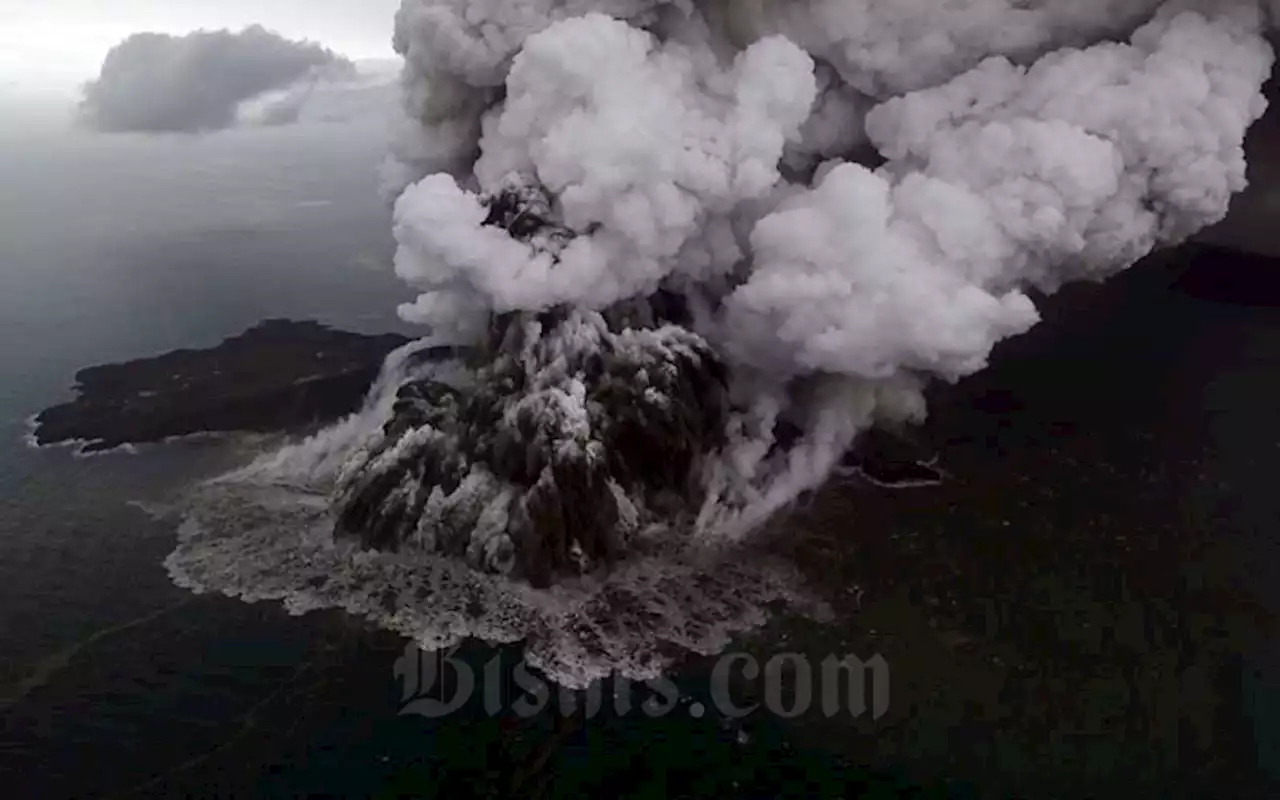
left=28, top=319, right=408, bottom=454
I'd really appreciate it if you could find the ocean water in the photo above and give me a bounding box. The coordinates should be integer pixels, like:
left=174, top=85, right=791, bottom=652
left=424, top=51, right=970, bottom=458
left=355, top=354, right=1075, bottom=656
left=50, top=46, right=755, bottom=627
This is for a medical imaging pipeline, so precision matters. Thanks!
left=0, top=118, right=430, bottom=796
left=2, top=113, right=1280, bottom=798
left=0, top=118, right=864, bottom=798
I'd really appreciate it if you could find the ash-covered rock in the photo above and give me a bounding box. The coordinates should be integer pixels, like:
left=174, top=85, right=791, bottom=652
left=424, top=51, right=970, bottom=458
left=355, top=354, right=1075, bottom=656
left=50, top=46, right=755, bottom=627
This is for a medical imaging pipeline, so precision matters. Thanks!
left=480, top=176, right=576, bottom=257
left=333, top=307, right=729, bottom=586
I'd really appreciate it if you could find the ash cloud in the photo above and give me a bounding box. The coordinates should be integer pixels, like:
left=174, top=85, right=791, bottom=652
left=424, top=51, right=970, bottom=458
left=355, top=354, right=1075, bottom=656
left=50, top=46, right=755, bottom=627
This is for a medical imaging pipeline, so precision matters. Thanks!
left=80, top=25, right=357, bottom=133
left=382, top=0, right=1273, bottom=534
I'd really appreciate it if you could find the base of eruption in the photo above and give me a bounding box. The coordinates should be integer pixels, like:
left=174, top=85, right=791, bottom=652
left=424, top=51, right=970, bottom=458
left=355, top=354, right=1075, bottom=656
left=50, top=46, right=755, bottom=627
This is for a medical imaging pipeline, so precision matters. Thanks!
left=330, top=180, right=740, bottom=586
left=153, top=180, right=839, bottom=687
left=163, top=464, right=829, bottom=689
left=332, top=307, right=731, bottom=588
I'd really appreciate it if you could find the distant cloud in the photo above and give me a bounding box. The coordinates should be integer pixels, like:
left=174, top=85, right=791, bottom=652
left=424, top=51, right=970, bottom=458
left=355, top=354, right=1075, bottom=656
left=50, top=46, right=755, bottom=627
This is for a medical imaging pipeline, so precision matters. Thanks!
left=80, top=25, right=356, bottom=133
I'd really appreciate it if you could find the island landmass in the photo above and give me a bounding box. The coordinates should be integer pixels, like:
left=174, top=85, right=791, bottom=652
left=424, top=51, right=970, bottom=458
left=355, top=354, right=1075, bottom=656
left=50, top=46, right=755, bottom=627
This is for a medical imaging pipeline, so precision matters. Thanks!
left=30, top=319, right=411, bottom=454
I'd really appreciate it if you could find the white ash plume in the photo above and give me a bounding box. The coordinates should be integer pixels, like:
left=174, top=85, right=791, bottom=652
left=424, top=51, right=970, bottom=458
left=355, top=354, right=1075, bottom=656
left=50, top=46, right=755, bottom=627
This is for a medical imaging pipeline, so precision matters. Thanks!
left=380, top=0, right=1271, bottom=537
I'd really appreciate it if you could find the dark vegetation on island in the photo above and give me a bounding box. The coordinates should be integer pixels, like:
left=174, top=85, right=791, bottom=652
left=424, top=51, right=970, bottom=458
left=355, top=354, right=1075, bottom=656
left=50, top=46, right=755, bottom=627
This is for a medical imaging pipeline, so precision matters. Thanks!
left=31, top=319, right=410, bottom=453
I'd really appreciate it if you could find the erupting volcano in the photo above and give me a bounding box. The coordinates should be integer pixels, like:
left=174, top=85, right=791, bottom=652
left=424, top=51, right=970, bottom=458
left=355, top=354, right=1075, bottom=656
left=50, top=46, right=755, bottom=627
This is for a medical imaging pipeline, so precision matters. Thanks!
left=333, top=183, right=733, bottom=584
left=164, top=0, right=1278, bottom=687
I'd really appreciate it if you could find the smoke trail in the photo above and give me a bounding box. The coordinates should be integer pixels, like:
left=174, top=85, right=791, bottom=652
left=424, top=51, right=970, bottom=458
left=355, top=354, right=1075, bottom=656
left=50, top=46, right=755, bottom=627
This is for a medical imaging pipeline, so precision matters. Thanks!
left=167, top=0, right=1275, bottom=684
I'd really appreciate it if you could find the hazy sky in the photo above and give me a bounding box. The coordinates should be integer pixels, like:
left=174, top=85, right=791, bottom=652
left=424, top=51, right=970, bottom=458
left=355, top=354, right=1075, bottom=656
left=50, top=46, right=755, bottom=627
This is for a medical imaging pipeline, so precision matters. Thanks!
left=0, top=0, right=402, bottom=93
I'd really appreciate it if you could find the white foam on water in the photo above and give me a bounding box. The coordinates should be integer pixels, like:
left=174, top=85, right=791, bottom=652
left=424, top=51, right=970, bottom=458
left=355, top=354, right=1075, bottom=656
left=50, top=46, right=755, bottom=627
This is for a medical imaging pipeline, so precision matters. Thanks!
left=845, top=467, right=947, bottom=490
left=164, top=473, right=825, bottom=689
left=71, top=442, right=140, bottom=458
left=23, top=417, right=281, bottom=460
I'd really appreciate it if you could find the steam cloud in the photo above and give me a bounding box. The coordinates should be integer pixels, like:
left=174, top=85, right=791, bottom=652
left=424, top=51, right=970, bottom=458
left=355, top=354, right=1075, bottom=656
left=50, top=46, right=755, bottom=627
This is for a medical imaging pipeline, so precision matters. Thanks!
left=381, top=0, right=1273, bottom=534
left=165, top=0, right=1277, bottom=686
left=80, top=25, right=357, bottom=133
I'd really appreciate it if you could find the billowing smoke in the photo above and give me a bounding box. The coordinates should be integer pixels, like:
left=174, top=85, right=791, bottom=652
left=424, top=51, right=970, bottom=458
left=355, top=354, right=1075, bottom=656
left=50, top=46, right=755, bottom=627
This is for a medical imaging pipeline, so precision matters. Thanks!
left=166, top=0, right=1276, bottom=685
left=80, top=25, right=357, bottom=133
left=375, top=0, right=1272, bottom=540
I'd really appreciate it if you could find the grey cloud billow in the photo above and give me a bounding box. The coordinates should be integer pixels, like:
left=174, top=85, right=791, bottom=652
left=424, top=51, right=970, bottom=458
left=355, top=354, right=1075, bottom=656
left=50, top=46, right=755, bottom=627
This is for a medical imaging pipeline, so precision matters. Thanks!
left=80, top=25, right=356, bottom=133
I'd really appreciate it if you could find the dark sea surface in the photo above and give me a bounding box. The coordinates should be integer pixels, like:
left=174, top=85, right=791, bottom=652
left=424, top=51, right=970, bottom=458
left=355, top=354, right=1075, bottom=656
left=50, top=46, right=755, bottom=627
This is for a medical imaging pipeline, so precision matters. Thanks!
left=1, top=119, right=1280, bottom=798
